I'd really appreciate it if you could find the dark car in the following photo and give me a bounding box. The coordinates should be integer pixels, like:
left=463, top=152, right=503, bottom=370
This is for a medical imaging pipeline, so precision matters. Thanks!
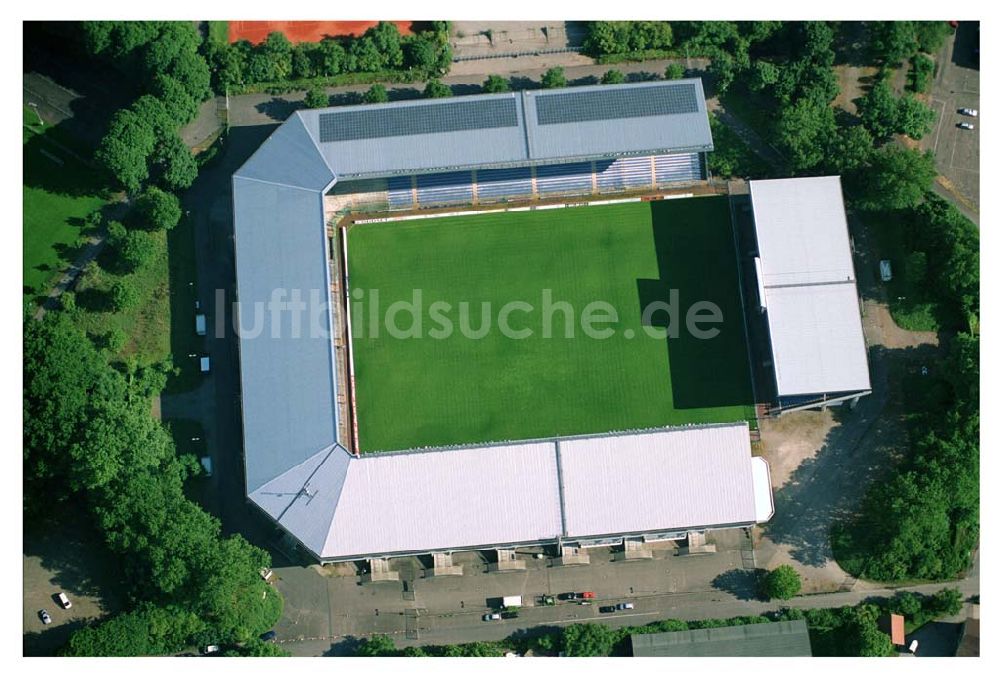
left=260, top=630, right=277, bottom=642
left=501, top=611, right=519, bottom=620
left=599, top=605, right=617, bottom=614
left=559, top=592, right=579, bottom=601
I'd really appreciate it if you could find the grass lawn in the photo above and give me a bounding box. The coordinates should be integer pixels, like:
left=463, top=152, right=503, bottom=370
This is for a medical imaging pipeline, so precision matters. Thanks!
left=348, top=197, right=755, bottom=452
left=23, top=107, right=107, bottom=297
left=207, top=21, right=229, bottom=45
left=865, top=209, right=940, bottom=332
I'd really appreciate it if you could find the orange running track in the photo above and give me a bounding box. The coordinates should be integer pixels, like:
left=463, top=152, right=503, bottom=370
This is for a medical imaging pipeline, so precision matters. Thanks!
left=228, top=21, right=414, bottom=44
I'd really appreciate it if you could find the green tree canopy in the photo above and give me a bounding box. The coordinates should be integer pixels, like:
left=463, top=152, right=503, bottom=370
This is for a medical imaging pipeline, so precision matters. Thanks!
left=423, top=79, right=452, bottom=98
left=541, top=67, right=567, bottom=89
left=482, top=74, right=510, bottom=93
left=304, top=86, right=329, bottom=109
left=363, top=83, right=389, bottom=104
left=761, top=564, right=802, bottom=600
left=601, top=69, right=626, bottom=85
left=131, top=186, right=182, bottom=231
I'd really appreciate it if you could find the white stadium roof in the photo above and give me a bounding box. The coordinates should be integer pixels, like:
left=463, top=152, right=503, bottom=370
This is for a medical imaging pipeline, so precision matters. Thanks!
left=248, top=424, right=769, bottom=561
left=749, top=177, right=871, bottom=398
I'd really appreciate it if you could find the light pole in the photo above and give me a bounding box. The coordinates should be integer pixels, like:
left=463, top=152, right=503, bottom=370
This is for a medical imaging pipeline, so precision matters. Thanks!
left=28, top=102, right=43, bottom=126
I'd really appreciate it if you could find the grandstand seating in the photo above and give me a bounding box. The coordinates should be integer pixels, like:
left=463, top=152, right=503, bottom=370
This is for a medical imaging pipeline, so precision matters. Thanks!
left=374, top=152, right=705, bottom=209
left=415, top=171, right=474, bottom=205
left=386, top=176, right=414, bottom=209
left=535, top=162, right=593, bottom=195
left=654, top=153, right=703, bottom=184
left=477, top=166, right=533, bottom=202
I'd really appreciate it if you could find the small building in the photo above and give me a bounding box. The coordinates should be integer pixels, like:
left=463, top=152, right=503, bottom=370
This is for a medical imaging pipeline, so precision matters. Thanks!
left=630, top=619, right=812, bottom=657
left=748, top=176, right=871, bottom=414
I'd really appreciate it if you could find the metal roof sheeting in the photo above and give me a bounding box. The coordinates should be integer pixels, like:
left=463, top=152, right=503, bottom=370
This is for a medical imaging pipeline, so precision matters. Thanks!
left=295, top=80, right=713, bottom=180
left=630, top=620, right=813, bottom=657
left=232, top=177, right=339, bottom=492
left=749, top=176, right=871, bottom=398
left=246, top=424, right=769, bottom=561
left=559, top=424, right=758, bottom=538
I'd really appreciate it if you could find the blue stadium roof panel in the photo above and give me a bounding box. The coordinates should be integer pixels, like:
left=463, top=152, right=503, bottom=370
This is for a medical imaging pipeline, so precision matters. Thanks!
left=295, top=79, right=713, bottom=180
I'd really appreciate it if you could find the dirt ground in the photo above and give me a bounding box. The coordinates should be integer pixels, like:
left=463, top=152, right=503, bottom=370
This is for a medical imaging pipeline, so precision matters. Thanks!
left=833, top=64, right=879, bottom=114
left=754, top=294, right=939, bottom=593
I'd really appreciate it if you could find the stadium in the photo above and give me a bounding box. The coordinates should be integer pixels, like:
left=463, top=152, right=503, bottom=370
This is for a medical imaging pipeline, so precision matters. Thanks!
left=232, top=79, right=868, bottom=567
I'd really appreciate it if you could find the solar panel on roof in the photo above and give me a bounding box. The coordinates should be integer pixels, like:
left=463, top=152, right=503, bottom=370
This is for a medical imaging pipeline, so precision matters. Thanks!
left=534, top=84, right=698, bottom=126
left=318, top=98, right=518, bottom=143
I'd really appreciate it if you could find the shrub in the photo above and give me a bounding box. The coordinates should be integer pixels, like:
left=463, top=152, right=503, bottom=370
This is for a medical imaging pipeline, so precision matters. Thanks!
left=664, top=63, right=685, bottom=80
left=111, top=279, right=141, bottom=312
left=541, top=67, right=567, bottom=89
left=482, top=74, right=509, bottom=93
left=761, top=565, right=802, bottom=600
left=363, top=83, right=389, bottom=104
left=131, top=186, right=182, bottom=231
left=909, top=53, right=934, bottom=93
left=118, top=230, right=158, bottom=272
left=303, top=85, right=328, bottom=109
left=601, top=69, right=626, bottom=85
left=423, top=79, right=452, bottom=98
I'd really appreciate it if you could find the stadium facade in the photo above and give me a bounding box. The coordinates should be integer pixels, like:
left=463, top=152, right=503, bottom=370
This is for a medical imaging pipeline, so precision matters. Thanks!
left=232, top=79, right=779, bottom=565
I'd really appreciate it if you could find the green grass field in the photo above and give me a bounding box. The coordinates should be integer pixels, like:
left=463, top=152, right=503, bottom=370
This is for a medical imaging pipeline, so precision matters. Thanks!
left=348, top=197, right=755, bottom=452
left=23, top=107, right=107, bottom=296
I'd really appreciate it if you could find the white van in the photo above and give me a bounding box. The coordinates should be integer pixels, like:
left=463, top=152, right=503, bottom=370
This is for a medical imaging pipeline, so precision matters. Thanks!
left=195, top=313, right=207, bottom=336
left=200, top=456, right=213, bottom=477
left=200, top=356, right=211, bottom=373
left=879, top=260, right=892, bottom=282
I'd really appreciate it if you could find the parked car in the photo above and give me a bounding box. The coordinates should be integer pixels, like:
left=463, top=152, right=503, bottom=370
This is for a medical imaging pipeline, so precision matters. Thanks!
left=501, top=611, right=519, bottom=620
left=55, top=592, right=71, bottom=609
left=39, top=610, right=52, bottom=625
left=483, top=612, right=501, bottom=621
left=199, top=356, right=211, bottom=373
left=959, top=108, right=978, bottom=117
left=581, top=591, right=595, bottom=599
left=538, top=595, right=555, bottom=606
left=599, top=605, right=617, bottom=614
left=202, top=645, right=220, bottom=655
left=616, top=602, right=635, bottom=610
left=879, top=259, right=892, bottom=282
left=559, top=592, right=579, bottom=601
left=200, top=456, right=213, bottom=477
left=259, top=568, right=275, bottom=583
left=259, top=630, right=277, bottom=642
left=958, top=121, right=975, bottom=130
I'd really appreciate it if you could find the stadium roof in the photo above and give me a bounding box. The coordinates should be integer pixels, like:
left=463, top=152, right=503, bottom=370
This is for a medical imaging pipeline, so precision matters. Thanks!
left=296, top=79, right=713, bottom=179
left=230, top=80, right=772, bottom=561
left=630, top=620, right=813, bottom=657
left=749, top=177, right=871, bottom=398
left=249, top=423, right=770, bottom=561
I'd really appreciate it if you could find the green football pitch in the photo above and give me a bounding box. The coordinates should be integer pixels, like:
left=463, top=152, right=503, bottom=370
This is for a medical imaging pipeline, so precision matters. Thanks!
left=347, top=196, right=755, bottom=452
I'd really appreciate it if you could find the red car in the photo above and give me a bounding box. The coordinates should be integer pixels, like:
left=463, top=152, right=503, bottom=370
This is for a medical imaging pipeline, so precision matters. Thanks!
left=581, top=591, right=595, bottom=599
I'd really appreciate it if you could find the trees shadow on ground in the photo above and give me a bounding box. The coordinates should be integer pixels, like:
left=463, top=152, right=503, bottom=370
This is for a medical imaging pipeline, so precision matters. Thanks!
left=711, top=568, right=764, bottom=601
left=23, top=619, right=89, bottom=657
left=763, top=343, right=944, bottom=569
left=952, top=21, right=979, bottom=70
left=832, top=21, right=874, bottom=67
left=254, top=97, right=303, bottom=121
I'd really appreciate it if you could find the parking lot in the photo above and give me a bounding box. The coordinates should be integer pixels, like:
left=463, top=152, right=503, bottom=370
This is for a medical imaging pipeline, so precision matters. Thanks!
left=923, top=22, right=980, bottom=213
left=270, top=531, right=764, bottom=654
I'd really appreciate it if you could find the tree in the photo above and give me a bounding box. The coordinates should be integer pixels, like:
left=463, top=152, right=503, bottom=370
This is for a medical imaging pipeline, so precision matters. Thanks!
left=150, top=74, right=198, bottom=126
left=97, top=107, right=158, bottom=192
left=541, top=67, right=567, bottom=89
left=889, top=591, right=923, bottom=618
left=119, top=230, right=158, bottom=272
left=871, top=21, right=918, bottom=66
left=895, top=95, right=936, bottom=139
left=562, top=622, right=616, bottom=656
left=111, top=279, right=141, bottom=312
left=707, top=52, right=737, bottom=94
left=260, top=31, right=294, bottom=81
left=131, top=187, right=182, bottom=231
left=482, top=74, right=509, bottom=93
left=304, top=86, right=329, bottom=109
left=774, top=97, right=837, bottom=171
left=366, top=21, right=404, bottom=69
left=748, top=60, right=779, bottom=92
left=825, top=125, right=874, bottom=174
left=152, top=134, right=198, bottom=192
left=851, top=146, right=937, bottom=212
left=761, top=564, right=802, bottom=600
left=423, top=79, right=452, bottom=98
left=915, top=21, right=953, bottom=54
left=664, top=63, right=685, bottom=80
left=601, top=69, right=626, bottom=85
left=928, top=587, right=964, bottom=616
left=363, top=83, right=389, bottom=104
left=356, top=634, right=397, bottom=656
left=857, top=80, right=900, bottom=140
